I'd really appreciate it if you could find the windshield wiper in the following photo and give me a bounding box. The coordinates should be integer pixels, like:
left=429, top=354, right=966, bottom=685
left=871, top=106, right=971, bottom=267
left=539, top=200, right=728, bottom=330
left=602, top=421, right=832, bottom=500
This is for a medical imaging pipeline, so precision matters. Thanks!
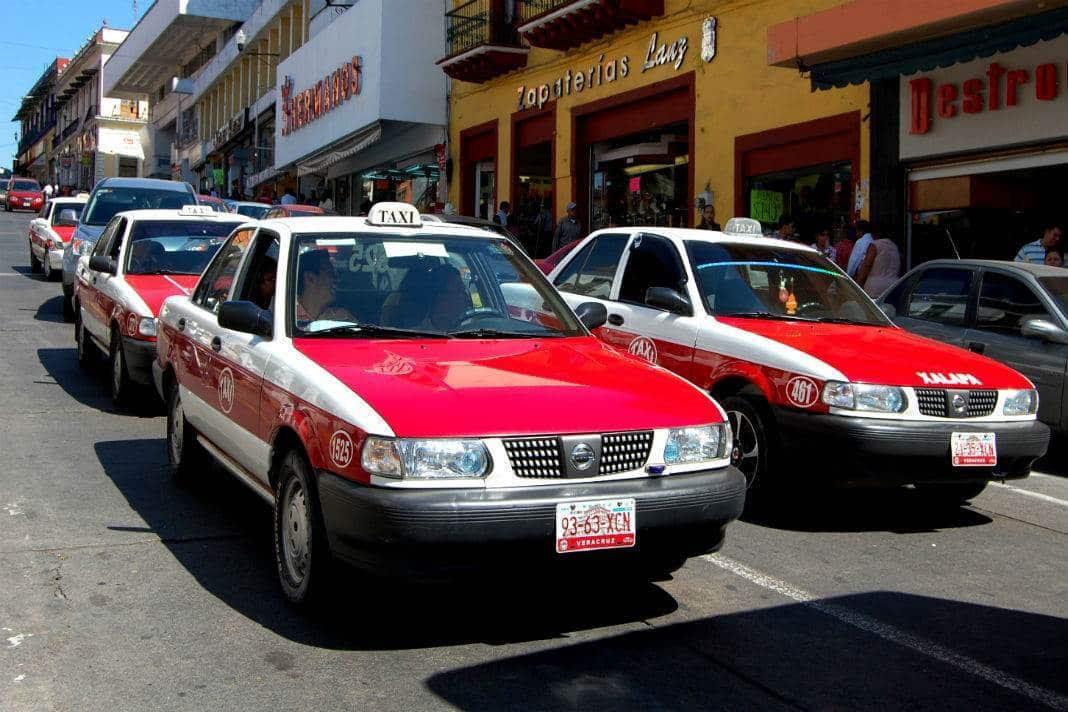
left=447, top=327, right=544, bottom=339
left=136, top=268, right=196, bottom=275
left=304, top=323, right=447, bottom=339
left=813, top=316, right=874, bottom=325
left=718, top=311, right=817, bottom=323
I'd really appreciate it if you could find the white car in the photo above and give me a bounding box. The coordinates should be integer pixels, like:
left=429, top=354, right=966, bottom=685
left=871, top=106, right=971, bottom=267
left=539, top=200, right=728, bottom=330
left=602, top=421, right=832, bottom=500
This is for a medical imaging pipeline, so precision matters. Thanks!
left=28, top=197, right=87, bottom=281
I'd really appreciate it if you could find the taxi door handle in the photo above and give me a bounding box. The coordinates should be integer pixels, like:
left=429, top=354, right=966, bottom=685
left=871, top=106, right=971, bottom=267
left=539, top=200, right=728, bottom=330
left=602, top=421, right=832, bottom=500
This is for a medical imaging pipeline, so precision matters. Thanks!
left=177, top=318, right=186, bottom=331
left=607, top=314, right=625, bottom=326
left=968, top=341, right=985, bottom=354
left=211, top=336, right=222, bottom=352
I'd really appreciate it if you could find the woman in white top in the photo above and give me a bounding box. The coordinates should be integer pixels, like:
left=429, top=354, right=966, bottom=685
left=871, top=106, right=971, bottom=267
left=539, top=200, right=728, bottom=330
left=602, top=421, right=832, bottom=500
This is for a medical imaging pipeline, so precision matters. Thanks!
left=856, top=234, right=902, bottom=298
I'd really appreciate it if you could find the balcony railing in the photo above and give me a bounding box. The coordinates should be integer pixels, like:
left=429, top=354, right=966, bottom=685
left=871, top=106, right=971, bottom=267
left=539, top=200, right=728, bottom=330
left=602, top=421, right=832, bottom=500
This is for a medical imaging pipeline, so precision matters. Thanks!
left=445, top=0, right=517, bottom=58
left=518, top=0, right=569, bottom=21
left=517, top=0, right=664, bottom=51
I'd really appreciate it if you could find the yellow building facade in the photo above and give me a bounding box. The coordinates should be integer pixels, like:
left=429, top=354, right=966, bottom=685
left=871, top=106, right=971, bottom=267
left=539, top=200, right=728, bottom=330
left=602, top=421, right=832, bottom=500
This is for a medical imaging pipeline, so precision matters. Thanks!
left=445, top=0, right=870, bottom=254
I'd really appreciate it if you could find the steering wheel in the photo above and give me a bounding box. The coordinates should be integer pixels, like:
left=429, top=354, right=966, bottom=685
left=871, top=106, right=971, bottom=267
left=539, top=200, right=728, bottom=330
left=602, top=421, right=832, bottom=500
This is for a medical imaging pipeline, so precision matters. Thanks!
left=794, top=301, right=824, bottom=316
left=457, top=308, right=499, bottom=328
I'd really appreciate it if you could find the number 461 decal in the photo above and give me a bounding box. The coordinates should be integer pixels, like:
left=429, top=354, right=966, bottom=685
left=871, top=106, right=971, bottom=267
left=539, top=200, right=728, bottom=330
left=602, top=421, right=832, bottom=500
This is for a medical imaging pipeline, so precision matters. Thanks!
left=785, top=376, right=819, bottom=408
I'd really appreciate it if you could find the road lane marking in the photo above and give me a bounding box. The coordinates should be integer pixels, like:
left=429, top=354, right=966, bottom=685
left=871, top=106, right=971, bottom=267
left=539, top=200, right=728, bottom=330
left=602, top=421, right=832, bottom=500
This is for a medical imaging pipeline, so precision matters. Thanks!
left=989, top=482, right=1068, bottom=508
left=702, top=554, right=1068, bottom=711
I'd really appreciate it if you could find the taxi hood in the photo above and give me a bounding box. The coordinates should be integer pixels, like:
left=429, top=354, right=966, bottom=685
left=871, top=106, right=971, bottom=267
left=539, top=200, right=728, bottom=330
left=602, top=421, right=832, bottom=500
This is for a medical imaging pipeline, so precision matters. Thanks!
left=124, top=274, right=199, bottom=316
left=52, top=225, right=75, bottom=241
left=293, top=336, right=723, bottom=438
left=716, top=318, right=1033, bottom=389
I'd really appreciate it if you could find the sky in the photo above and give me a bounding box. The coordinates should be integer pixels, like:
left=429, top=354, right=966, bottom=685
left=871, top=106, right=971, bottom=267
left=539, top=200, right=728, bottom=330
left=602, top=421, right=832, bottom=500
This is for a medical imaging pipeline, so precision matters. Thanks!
left=2, top=0, right=148, bottom=173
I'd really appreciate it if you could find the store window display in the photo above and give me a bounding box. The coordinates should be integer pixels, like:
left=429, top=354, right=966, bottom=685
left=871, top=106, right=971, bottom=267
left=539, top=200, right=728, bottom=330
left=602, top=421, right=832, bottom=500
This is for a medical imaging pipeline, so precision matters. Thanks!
left=747, top=162, right=853, bottom=243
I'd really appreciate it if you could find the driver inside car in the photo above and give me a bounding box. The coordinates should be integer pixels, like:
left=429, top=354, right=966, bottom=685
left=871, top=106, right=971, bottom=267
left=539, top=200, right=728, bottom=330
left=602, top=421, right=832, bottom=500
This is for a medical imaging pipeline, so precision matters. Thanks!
left=295, top=249, right=355, bottom=324
left=128, top=240, right=165, bottom=274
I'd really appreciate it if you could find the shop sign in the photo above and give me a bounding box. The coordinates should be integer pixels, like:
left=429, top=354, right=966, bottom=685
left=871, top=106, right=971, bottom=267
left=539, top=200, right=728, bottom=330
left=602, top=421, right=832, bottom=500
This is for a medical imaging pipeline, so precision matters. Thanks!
left=281, top=56, right=363, bottom=136
left=211, top=112, right=246, bottom=152
left=749, top=189, right=783, bottom=224
left=516, top=28, right=694, bottom=111
left=900, top=34, right=1068, bottom=160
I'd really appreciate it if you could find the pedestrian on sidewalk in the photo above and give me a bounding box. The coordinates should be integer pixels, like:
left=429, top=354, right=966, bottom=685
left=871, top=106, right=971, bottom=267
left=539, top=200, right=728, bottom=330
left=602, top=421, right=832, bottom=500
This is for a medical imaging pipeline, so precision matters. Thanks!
left=552, top=202, right=583, bottom=252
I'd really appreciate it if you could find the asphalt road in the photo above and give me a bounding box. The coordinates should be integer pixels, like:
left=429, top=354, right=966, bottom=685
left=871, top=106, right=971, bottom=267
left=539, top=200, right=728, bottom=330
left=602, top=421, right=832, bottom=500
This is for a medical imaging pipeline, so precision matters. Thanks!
left=0, top=208, right=1065, bottom=712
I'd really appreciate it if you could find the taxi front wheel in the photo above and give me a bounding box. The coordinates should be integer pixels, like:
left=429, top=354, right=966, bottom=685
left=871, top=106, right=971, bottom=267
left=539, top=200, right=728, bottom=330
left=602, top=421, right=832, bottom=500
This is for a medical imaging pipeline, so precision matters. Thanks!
left=109, top=331, right=132, bottom=406
left=274, top=451, right=332, bottom=606
left=167, top=380, right=206, bottom=482
left=722, top=396, right=774, bottom=498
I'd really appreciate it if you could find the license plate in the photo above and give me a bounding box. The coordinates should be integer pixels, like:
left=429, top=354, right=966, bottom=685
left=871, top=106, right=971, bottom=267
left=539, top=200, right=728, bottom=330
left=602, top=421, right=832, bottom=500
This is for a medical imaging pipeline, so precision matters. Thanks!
left=951, top=432, right=996, bottom=467
left=555, top=498, right=636, bottom=553
left=22, top=201, right=30, bottom=207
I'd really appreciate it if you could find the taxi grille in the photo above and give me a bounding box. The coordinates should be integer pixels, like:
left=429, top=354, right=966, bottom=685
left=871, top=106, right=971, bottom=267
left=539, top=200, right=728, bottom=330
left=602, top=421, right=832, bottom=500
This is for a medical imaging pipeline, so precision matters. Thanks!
left=915, top=389, right=998, bottom=418
left=503, top=431, right=654, bottom=478
left=600, top=431, right=655, bottom=474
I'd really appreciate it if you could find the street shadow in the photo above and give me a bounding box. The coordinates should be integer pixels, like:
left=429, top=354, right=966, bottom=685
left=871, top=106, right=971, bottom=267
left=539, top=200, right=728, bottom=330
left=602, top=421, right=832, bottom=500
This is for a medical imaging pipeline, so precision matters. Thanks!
left=37, top=347, right=160, bottom=417
left=1033, top=433, right=1068, bottom=478
left=426, top=591, right=1068, bottom=711
left=33, top=294, right=66, bottom=323
left=744, top=487, right=993, bottom=534
left=93, top=438, right=679, bottom=651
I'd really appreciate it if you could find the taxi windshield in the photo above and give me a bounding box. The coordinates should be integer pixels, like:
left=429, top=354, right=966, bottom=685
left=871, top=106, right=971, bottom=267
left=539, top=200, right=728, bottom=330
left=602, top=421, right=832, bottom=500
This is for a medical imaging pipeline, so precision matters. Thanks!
left=124, top=220, right=234, bottom=275
left=83, top=187, right=196, bottom=226
left=686, top=241, right=891, bottom=326
left=290, top=233, right=584, bottom=339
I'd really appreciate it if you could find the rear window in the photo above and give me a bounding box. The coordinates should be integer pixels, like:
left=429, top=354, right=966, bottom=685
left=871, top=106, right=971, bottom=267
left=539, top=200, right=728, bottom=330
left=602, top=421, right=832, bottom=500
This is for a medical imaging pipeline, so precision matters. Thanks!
left=83, top=186, right=195, bottom=226
left=52, top=203, right=84, bottom=226
left=11, top=180, right=38, bottom=191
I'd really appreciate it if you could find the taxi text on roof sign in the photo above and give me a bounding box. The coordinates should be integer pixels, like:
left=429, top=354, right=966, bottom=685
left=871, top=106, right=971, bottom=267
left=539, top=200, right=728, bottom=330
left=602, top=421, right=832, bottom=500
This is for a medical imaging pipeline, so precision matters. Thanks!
left=723, top=217, right=764, bottom=236
left=367, top=202, right=422, bottom=228
left=181, top=205, right=217, bottom=216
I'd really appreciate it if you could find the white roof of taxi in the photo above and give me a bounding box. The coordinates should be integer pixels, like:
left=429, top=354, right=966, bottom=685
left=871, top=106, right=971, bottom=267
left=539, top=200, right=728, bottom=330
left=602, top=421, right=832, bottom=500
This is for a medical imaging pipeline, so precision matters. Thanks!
left=50, top=196, right=87, bottom=203
left=258, top=215, right=506, bottom=238
left=114, top=209, right=249, bottom=223
left=583, top=225, right=819, bottom=254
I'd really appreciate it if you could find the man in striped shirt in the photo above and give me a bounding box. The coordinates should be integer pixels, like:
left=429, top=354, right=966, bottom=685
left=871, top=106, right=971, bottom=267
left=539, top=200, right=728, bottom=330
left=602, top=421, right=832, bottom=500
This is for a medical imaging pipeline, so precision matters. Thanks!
left=1015, top=223, right=1063, bottom=264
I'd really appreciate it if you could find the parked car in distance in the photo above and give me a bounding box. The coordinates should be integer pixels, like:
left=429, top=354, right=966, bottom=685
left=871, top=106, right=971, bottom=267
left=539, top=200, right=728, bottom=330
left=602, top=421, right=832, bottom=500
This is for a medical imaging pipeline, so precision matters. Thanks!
left=28, top=196, right=87, bottom=281
left=536, top=239, right=582, bottom=274
left=62, top=177, right=198, bottom=321
left=879, top=259, right=1068, bottom=437
left=73, top=205, right=247, bottom=405
left=153, top=202, right=746, bottom=605
left=0, top=178, right=9, bottom=204
left=262, top=204, right=330, bottom=218
left=548, top=219, right=1049, bottom=506
left=197, top=194, right=232, bottom=212
left=6, top=178, right=44, bottom=213
left=227, top=201, right=272, bottom=220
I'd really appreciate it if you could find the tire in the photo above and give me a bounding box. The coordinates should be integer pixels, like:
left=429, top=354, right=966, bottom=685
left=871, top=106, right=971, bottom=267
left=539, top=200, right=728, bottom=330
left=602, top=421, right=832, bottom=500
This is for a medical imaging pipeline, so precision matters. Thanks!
left=62, top=286, right=75, bottom=322
left=75, top=311, right=98, bottom=369
left=167, top=378, right=206, bottom=482
left=41, top=253, right=54, bottom=281
left=29, top=244, right=41, bottom=273
left=916, top=481, right=988, bottom=505
left=274, top=450, right=332, bottom=606
left=109, top=329, right=132, bottom=406
left=722, top=395, right=775, bottom=500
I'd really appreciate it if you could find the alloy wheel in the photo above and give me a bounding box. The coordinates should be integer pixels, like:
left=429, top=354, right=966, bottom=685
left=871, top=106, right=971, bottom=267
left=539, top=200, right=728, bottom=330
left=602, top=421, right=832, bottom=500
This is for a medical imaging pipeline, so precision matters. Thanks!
left=728, top=409, right=760, bottom=489
left=169, top=391, right=184, bottom=464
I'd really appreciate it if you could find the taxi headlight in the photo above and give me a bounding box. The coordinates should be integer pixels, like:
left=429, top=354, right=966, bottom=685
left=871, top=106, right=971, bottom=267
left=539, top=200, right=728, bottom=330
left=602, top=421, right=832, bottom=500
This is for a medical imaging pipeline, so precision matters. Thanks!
left=360, top=436, right=489, bottom=479
left=138, top=317, right=157, bottom=337
left=663, top=424, right=727, bottom=465
left=822, top=382, right=906, bottom=413
left=1003, top=389, right=1038, bottom=416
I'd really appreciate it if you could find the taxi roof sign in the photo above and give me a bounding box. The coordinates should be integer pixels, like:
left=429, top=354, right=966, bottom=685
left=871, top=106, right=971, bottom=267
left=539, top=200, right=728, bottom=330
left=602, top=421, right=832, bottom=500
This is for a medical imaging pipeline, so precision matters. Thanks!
left=181, top=205, right=217, bottom=216
left=367, top=202, right=422, bottom=228
left=723, top=217, right=764, bottom=237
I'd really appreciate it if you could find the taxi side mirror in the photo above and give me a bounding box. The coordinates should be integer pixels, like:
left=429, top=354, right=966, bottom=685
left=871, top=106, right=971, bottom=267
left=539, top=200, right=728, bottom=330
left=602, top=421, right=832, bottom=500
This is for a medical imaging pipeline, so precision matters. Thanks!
left=1021, top=317, right=1068, bottom=344
left=89, top=255, right=117, bottom=275
left=646, top=286, right=692, bottom=316
left=218, top=300, right=272, bottom=338
left=574, top=301, right=608, bottom=330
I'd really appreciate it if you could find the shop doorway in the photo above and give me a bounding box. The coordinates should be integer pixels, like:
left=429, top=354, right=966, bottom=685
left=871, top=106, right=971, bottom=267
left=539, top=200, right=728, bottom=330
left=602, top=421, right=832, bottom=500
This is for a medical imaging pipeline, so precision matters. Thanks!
left=513, top=143, right=552, bottom=255
left=908, top=159, right=1068, bottom=266
left=475, top=161, right=495, bottom=221
left=589, top=122, right=690, bottom=232
left=746, top=161, right=853, bottom=241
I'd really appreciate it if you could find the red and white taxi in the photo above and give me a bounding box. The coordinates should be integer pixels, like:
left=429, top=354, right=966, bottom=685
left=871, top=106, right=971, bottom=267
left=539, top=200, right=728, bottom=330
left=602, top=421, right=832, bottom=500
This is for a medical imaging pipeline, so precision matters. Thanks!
left=28, top=197, right=87, bottom=280
left=153, top=202, right=745, bottom=604
left=548, top=218, right=1050, bottom=505
left=74, top=206, right=247, bottom=405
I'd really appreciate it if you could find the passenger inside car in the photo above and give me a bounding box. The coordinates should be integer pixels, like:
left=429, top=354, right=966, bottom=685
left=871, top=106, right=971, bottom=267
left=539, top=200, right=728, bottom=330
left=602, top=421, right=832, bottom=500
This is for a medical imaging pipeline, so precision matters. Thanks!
left=129, top=240, right=165, bottom=274
left=252, top=256, right=277, bottom=311
left=380, top=261, right=471, bottom=331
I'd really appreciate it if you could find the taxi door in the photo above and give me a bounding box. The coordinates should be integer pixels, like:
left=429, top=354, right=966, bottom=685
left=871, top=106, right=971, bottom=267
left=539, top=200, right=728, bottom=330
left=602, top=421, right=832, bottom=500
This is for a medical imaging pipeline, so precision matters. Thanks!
left=79, top=217, right=126, bottom=345
left=598, top=234, right=702, bottom=379
left=552, top=232, right=629, bottom=324
left=28, top=202, right=50, bottom=263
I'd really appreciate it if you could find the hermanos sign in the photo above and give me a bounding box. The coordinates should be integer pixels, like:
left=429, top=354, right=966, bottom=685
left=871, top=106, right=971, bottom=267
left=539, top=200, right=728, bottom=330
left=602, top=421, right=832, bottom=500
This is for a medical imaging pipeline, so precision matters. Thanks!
left=281, top=56, right=363, bottom=136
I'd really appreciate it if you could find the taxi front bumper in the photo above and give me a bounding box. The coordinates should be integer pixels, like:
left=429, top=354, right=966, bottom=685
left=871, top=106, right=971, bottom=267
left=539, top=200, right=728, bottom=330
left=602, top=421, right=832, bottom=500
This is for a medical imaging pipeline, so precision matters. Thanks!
left=773, top=409, right=1049, bottom=486
left=122, top=336, right=156, bottom=386
left=317, top=467, right=747, bottom=579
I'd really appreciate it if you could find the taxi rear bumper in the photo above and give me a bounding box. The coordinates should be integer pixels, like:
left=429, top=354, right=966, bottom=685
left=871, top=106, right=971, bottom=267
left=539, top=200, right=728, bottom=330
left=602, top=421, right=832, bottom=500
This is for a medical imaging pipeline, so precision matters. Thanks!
left=317, top=467, right=746, bottom=579
left=773, top=409, right=1049, bottom=486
